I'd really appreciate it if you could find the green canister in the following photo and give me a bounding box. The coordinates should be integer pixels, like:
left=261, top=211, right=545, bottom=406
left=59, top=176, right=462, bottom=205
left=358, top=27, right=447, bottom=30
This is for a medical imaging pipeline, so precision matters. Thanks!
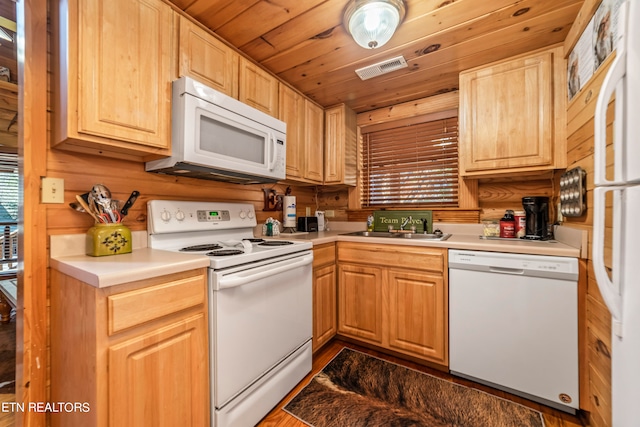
left=86, top=223, right=132, bottom=256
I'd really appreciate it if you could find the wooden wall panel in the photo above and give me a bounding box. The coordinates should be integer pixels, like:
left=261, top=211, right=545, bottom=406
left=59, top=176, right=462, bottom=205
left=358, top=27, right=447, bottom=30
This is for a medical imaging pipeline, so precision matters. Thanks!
left=477, top=175, right=559, bottom=221
left=340, top=89, right=559, bottom=224
left=563, top=43, right=614, bottom=426
left=19, top=0, right=49, bottom=424
left=46, top=150, right=316, bottom=235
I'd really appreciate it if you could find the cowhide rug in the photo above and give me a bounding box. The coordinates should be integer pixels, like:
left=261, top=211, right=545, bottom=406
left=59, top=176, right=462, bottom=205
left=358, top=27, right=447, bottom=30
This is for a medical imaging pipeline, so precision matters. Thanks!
left=285, top=348, right=544, bottom=427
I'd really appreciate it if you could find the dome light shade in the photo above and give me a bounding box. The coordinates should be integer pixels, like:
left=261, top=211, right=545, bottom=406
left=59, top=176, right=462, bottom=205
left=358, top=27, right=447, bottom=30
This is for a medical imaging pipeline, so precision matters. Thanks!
left=344, top=0, right=406, bottom=49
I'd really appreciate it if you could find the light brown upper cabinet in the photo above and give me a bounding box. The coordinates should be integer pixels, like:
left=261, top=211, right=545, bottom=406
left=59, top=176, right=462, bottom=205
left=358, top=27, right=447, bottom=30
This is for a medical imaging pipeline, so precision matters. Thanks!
left=459, top=46, right=566, bottom=177
left=239, top=57, right=279, bottom=117
left=279, top=84, right=324, bottom=184
left=51, top=0, right=173, bottom=162
left=177, top=15, right=239, bottom=98
left=324, top=104, right=357, bottom=186
left=279, top=85, right=305, bottom=180
left=305, top=100, right=325, bottom=183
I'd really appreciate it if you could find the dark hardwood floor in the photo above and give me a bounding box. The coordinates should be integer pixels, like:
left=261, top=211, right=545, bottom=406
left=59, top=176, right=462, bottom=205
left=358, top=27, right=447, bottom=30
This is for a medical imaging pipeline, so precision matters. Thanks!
left=257, top=339, right=586, bottom=427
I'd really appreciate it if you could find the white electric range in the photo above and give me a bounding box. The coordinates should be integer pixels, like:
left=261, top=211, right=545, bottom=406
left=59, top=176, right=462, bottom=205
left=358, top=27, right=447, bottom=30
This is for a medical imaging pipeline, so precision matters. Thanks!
left=148, top=200, right=313, bottom=427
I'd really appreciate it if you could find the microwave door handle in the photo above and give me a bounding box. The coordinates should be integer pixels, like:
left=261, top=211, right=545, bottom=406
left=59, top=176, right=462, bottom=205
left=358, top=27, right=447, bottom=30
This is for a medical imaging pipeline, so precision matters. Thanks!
left=268, top=134, right=278, bottom=171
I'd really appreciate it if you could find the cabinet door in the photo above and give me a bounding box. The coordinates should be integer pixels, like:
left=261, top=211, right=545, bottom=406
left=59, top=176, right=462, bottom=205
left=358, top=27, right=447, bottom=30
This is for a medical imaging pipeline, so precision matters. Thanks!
left=239, top=57, right=278, bottom=117
left=178, top=16, right=238, bottom=97
left=279, top=84, right=305, bottom=179
left=460, top=51, right=554, bottom=173
left=109, top=314, right=209, bottom=427
left=324, top=104, right=357, bottom=186
left=77, top=0, right=172, bottom=149
left=338, top=264, right=383, bottom=344
left=313, top=264, right=337, bottom=352
left=305, top=100, right=324, bottom=183
left=388, top=269, right=447, bottom=365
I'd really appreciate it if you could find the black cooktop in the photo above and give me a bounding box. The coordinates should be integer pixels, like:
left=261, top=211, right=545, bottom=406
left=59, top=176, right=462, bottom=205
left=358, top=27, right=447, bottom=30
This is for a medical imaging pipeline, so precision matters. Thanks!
left=180, top=244, right=223, bottom=252
left=206, top=249, right=244, bottom=256
left=258, top=241, right=294, bottom=246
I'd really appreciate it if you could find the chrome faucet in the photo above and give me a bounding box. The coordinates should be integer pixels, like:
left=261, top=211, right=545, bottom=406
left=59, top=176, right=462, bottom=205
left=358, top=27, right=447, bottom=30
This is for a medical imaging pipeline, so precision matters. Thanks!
left=400, top=216, right=412, bottom=230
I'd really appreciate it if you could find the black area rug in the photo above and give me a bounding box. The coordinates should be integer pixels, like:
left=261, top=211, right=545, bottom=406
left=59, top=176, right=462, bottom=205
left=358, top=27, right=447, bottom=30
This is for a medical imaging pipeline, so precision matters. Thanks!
left=285, top=348, right=544, bottom=427
left=0, top=311, right=16, bottom=394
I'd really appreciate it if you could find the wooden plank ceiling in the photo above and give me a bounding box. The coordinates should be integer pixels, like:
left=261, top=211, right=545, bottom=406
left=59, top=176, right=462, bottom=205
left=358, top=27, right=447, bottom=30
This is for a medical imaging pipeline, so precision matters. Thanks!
left=169, top=0, right=584, bottom=113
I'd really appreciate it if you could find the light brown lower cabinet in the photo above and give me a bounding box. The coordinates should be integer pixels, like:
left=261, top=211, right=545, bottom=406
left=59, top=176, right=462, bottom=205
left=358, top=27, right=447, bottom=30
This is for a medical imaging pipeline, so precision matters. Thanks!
left=312, top=243, right=337, bottom=353
left=338, top=263, right=384, bottom=344
left=387, top=269, right=446, bottom=363
left=50, top=268, right=210, bottom=427
left=337, top=242, right=448, bottom=366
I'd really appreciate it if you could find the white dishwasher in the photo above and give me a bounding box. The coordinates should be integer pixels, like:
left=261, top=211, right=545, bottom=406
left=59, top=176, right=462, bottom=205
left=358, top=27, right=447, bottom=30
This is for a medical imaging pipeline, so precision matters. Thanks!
left=448, top=249, right=579, bottom=413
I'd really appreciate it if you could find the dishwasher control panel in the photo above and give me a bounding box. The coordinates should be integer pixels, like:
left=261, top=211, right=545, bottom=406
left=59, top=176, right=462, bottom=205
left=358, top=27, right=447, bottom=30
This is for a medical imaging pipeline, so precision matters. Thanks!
left=449, top=250, right=578, bottom=280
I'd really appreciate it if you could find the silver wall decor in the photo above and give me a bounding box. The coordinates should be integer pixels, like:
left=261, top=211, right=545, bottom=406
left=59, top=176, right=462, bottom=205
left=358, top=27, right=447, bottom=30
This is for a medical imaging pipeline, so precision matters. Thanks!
left=560, top=167, right=587, bottom=217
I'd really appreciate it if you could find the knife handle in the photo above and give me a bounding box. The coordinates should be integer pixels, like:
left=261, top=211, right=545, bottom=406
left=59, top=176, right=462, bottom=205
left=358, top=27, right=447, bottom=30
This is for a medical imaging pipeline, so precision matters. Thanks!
left=120, top=191, right=140, bottom=216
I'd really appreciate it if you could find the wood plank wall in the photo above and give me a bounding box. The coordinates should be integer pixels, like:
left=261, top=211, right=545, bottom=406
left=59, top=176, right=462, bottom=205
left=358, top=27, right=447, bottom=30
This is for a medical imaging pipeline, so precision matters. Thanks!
left=47, top=149, right=317, bottom=235
left=321, top=177, right=558, bottom=223
left=564, top=52, right=615, bottom=427
left=323, top=88, right=560, bottom=224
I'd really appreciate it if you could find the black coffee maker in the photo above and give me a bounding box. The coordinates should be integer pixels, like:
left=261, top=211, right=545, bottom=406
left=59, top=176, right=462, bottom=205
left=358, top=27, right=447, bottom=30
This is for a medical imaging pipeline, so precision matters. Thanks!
left=522, top=196, right=549, bottom=240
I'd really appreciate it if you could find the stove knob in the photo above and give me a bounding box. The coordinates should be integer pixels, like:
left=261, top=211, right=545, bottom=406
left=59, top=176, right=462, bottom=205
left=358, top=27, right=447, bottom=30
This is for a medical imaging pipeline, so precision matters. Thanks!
left=175, top=210, right=186, bottom=221
left=247, top=210, right=254, bottom=219
left=160, top=210, right=171, bottom=222
left=239, top=210, right=247, bottom=219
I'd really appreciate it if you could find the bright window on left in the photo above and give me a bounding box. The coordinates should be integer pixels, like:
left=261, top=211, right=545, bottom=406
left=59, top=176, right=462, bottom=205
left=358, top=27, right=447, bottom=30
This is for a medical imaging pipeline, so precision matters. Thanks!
left=0, top=152, right=18, bottom=273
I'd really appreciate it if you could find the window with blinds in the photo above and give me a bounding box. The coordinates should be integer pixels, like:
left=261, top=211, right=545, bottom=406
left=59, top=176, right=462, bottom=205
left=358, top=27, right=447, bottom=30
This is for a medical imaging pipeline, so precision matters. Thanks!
left=0, top=152, right=18, bottom=271
left=361, top=115, right=459, bottom=207
left=0, top=152, right=18, bottom=222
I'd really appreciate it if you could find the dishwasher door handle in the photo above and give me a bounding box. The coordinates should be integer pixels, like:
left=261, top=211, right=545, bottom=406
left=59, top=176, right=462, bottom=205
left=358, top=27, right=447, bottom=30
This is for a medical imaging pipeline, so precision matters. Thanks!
left=488, top=266, right=525, bottom=275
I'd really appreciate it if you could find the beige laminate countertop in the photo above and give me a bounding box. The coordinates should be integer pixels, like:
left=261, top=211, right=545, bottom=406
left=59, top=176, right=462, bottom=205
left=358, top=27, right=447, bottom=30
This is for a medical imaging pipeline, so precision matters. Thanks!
left=49, top=232, right=211, bottom=288
left=49, top=224, right=584, bottom=289
left=273, top=224, right=584, bottom=258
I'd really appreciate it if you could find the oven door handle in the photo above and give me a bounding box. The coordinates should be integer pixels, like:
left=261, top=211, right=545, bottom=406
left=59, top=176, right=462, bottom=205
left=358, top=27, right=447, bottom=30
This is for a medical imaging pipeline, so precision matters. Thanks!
left=217, top=253, right=313, bottom=289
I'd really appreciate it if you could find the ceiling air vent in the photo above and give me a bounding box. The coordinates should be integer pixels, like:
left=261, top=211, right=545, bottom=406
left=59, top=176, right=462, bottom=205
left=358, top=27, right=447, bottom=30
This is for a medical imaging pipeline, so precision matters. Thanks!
left=355, top=56, right=408, bottom=81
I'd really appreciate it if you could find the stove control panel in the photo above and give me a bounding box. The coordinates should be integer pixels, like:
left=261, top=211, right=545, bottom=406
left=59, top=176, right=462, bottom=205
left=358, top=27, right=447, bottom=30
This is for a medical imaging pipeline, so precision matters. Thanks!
left=197, top=210, right=231, bottom=222
left=148, top=200, right=257, bottom=235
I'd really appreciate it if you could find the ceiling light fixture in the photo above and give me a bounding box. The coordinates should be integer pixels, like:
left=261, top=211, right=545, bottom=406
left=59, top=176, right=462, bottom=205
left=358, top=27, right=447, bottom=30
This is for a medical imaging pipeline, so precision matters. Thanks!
left=344, top=0, right=406, bottom=49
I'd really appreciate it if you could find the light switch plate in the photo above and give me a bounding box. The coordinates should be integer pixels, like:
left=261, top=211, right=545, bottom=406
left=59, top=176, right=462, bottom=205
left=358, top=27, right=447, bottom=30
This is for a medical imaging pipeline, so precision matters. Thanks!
left=42, top=177, right=65, bottom=204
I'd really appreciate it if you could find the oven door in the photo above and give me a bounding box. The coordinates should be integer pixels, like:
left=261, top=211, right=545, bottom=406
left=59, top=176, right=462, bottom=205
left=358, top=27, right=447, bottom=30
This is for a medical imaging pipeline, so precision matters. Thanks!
left=210, top=251, right=313, bottom=409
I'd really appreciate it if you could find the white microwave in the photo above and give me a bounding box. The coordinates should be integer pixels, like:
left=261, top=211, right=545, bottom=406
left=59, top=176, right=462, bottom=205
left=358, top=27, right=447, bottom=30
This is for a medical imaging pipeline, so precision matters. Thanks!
left=146, top=76, right=286, bottom=184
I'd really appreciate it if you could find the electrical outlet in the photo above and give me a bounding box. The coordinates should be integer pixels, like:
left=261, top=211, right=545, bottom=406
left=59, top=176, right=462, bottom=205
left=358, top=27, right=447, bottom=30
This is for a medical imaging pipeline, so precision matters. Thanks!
left=42, top=177, right=65, bottom=204
left=325, top=210, right=335, bottom=218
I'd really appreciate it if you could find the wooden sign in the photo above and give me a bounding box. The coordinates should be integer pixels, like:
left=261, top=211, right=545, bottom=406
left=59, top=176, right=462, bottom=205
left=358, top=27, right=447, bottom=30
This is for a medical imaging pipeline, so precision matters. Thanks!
left=373, top=210, right=433, bottom=233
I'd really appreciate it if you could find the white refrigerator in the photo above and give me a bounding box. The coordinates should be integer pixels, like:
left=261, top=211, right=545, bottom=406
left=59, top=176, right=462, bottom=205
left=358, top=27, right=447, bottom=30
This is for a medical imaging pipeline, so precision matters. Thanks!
left=593, top=1, right=640, bottom=426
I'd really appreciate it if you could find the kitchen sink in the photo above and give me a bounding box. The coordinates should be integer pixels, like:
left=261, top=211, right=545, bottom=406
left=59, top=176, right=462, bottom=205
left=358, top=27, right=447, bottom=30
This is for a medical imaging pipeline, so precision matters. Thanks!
left=397, top=233, right=452, bottom=241
left=340, top=231, right=452, bottom=241
left=341, top=231, right=397, bottom=238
